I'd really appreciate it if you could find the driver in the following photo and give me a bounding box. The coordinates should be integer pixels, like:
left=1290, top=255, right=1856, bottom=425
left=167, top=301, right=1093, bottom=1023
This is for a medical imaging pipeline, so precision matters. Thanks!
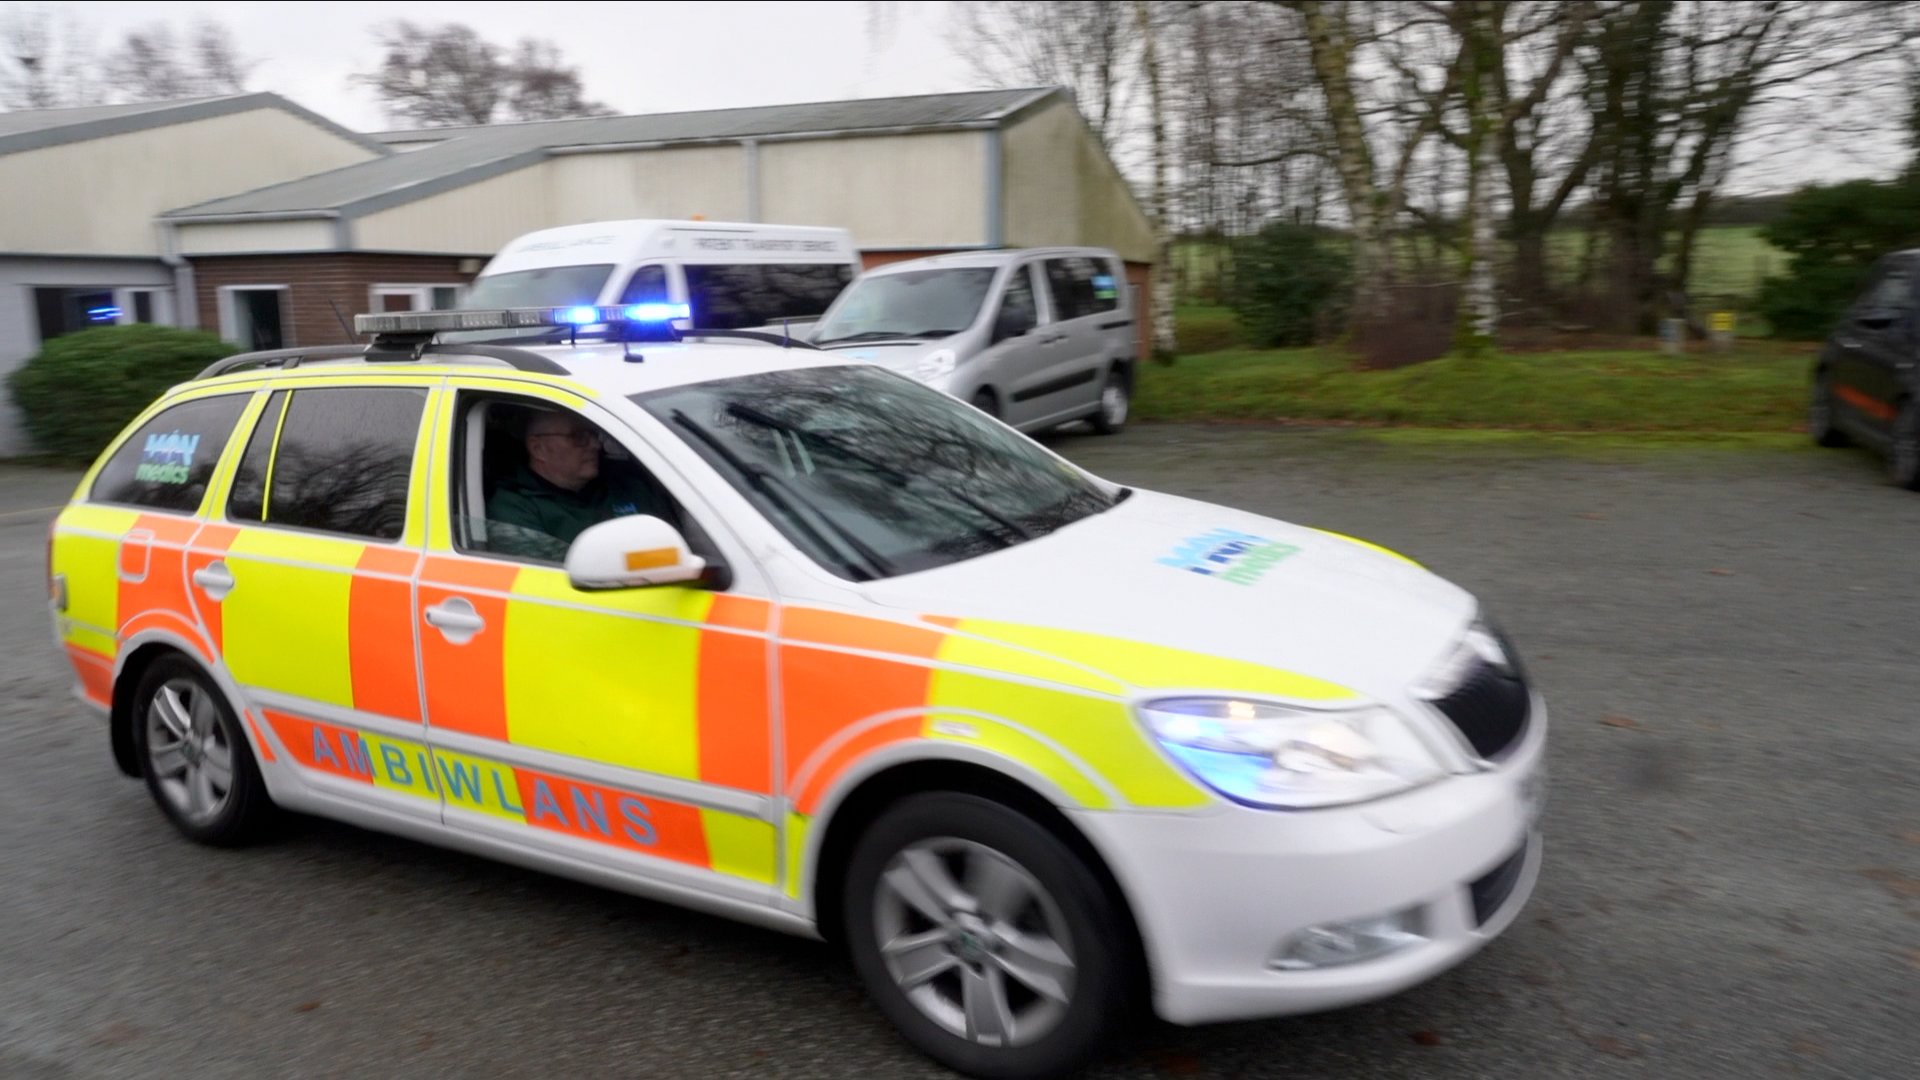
left=487, top=408, right=672, bottom=559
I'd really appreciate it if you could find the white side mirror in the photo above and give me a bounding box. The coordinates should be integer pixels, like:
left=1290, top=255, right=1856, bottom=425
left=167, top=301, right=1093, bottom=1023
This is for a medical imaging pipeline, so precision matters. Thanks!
left=565, top=515, right=706, bottom=589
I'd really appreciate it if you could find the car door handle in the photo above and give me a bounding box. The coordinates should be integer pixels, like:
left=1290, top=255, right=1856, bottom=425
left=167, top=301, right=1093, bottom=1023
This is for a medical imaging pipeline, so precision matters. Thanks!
left=191, top=561, right=235, bottom=602
left=424, top=596, right=485, bottom=645
left=1039, top=333, right=1067, bottom=345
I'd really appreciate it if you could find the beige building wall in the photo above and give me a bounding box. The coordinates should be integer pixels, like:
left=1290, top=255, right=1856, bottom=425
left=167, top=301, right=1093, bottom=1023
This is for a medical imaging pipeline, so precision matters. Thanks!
left=175, top=219, right=337, bottom=255
left=352, top=163, right=553, bottom=254
left=0, top=108, right=378, bottom=256
left=760, top=131, right=988, bottom=249
left=549, top=145, right=749, bottom=224
left=1001, top=97, right=1153, bottom=264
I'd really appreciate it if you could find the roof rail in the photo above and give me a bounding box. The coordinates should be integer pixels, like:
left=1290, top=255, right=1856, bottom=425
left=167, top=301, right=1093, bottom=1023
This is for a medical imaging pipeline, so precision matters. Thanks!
left=196, top=342, right=567, bottom=380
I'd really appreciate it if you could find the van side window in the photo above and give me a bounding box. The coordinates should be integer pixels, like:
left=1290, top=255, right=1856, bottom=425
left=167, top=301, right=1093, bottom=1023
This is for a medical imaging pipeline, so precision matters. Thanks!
left=90, top=394, right=249, bottom=514
left=619, top=265, right=670, bottom=305
left=995, top=266, right=1038, bottom=340
left=1044, top=257, right=1120, bottom=321
left=227, top=387, right=426, bottom=541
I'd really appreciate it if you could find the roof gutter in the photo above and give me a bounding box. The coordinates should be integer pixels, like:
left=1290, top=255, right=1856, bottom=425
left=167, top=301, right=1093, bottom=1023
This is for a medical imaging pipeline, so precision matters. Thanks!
left=161, top=209, right=344, bottom=225
left=545, top=119, right=1004, bottom=157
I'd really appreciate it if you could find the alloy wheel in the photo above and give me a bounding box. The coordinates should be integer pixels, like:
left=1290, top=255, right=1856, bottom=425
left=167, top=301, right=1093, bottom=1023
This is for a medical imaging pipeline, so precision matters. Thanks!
left=872, top=837, right=1077, bottom=1049
left=144, top=677, right=235, bottom=825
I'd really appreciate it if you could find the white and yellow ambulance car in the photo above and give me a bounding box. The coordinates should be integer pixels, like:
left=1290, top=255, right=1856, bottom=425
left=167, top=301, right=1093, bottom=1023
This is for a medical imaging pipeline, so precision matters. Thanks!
left=46, top=305, right=1544, bottom=1079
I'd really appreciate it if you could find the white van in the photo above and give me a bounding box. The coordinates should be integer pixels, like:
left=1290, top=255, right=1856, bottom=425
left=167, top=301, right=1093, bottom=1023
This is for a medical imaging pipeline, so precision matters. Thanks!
left=462, top=220, right=860, bottom=333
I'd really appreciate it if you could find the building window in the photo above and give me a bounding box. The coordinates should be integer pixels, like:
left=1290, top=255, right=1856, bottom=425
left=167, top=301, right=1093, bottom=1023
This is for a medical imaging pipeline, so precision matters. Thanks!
left=220, top=286, right=288, bottom=351
left=33, top=287, right=121, bottom=342
left=370, top=284, right=465, bottom=313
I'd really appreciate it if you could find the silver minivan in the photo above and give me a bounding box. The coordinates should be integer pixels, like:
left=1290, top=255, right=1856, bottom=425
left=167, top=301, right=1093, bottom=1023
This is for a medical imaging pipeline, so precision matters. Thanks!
left=809, top=248, right=1136, bottom=434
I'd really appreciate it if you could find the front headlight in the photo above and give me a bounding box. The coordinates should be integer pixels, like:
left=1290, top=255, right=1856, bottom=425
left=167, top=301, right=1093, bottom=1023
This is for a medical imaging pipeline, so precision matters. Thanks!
left=910, top=348, right=958, bottom=383
left=1140, top=698, right=1447, bottom=809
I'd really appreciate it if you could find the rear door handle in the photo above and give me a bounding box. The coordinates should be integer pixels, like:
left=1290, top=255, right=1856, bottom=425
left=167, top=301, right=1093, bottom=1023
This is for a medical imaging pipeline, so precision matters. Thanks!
left=191, top=561, right=235, bottom=602
left=424, top=596, right=486, bottom=645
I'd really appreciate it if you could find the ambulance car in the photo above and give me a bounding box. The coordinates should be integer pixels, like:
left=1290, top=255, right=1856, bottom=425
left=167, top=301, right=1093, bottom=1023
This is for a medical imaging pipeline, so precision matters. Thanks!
left=46, top=305, right=1544, bottom=1079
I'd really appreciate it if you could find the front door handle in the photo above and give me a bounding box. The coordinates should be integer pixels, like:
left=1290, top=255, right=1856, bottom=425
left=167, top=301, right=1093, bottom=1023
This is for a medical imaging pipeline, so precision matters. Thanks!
left=424, top=596, right=486, bottom=645
left=191, top=561, right=235, bottom=602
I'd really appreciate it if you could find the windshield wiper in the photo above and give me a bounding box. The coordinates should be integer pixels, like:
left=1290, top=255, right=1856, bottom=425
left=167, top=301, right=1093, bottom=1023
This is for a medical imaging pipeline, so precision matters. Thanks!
left=669, top=408, right=894, bottom=582
left=723, top=403, right=1031, bottom=546
left=814, top=330, right=947, bottom=346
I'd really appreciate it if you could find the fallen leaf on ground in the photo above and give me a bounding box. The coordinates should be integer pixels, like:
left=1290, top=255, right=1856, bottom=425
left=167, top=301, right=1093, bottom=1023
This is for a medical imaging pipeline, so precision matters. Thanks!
left=1788, top=1035, right=1825, bottom=1056
left=1906, top=949, right=1920, bottom=969
left=1585, top=1034, right=1641, bottom=1058
left=296, top=1001, right=321, bottom=1013
left=1411, top=1031, right=1443, bottom=1046
left=1708, top=567, right=1735, bottom=576
left=1900, top=831, right=1920, bottom=846
left=1670, top=826, right=1695, bottom=840
left=1859, top=868, right=1920, bottom=898
left=91, top=1022, right=141, bottom=1048
left=1600, top=714, right=1641, bottom=729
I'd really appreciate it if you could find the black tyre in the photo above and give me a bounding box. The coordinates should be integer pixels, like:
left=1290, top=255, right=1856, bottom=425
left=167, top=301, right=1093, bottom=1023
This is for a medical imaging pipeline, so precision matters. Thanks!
left=1809, top=369, right=1850, bottom=448
left=1891, top=397, right=1920, bottom=491
left=971, top=388, right=1003, bottom=421
left=131, top=655, right=276, bottom=845
left=843, top=793, right=1133, bottom=1079
left=1088, top=367, right=1129, bottom=436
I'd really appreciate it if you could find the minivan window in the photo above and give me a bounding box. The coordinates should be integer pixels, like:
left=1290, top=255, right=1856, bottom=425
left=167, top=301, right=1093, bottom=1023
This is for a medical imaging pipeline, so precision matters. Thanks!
left=814, top=268, right=999, bottom=345
left=684, top=263, right=853, bottom=330
left=227, top=387, right=426, bottom=541
left=91, top=394, right=249, bottom=514
left=619, top=264, right=670, bottom=305
left=462, top=265, right=615, bottom=310
left=637, top=365, right=1120, bottom=581
left=1043, top=257, right=1121, bottom=321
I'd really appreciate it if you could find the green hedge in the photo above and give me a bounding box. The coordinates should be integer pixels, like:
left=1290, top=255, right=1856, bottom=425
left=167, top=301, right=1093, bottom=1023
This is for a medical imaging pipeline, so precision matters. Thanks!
left=7, top=325, right=238, bottom=461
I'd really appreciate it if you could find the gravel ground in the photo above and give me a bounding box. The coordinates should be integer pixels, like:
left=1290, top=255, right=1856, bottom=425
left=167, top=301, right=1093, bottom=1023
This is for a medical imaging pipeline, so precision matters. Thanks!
left=2, top=427, right=1915, bottom=1079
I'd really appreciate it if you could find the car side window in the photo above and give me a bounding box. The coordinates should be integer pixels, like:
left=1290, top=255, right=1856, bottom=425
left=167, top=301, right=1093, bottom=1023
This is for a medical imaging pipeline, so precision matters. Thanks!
left=226, top=386, right=426, bottom=541
left=619, top=264, right=670, bottom=305
left=450, top=393, right=716, bottom=569
left=1043, top=257, right=1119, bottom=322
left=1862, top=263, right=1915, bottom=313
left=994, top=266, right=1038, bottom=341
left=90, top=393, right=249, bottom=514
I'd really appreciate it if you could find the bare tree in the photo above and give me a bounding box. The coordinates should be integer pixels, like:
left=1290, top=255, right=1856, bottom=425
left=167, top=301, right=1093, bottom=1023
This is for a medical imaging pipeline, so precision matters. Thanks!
left=101, top=21, right=252, bottom=102
left=953, top=1, right=1137, bottom=150
left=0, top=4, right=98, bottom=109
left=1135, top=1, right=1177, bottom=360
left=358, top=22, right=612, bottom=127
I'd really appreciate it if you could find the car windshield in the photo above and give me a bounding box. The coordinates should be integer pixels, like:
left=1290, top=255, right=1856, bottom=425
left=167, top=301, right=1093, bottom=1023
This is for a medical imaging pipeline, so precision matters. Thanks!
left=812, top=267, right=998, bottom=345
left=635, top=365, right=1122, bottom=581
left=462, top=265, right=614, bottom=310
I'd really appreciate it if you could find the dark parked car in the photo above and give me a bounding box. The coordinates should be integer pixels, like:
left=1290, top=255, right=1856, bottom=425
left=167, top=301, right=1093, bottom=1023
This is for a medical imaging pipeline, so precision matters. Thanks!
left=1810, top=252, right=1920, bottom=488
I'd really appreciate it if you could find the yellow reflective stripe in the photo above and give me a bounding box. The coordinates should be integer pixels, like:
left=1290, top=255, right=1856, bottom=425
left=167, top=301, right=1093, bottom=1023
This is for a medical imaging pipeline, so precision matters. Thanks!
left=259, top=390, right=292, bottom=521
left=934, top=631, right=1124, bottom=696
left=699, top=809, right=778, bottom=884
left=927, top=670, right=1208, bottom=808
left=784, top=811, right=809, bottom=899
left=360, top=730, right=440, bottom=802
left=403, top=386, right=445, bottom=546
left=221, top=530, right=360, bottom=708
left=952, top=619, right=1353, bottom=700
left=922, top=713, right=1114, bottom=809
left=1310, top=527, right=1422, bottom=568
left=502, top=567, right=713, bottom=780
left=64, top=623, right=117, bottom=658
left=198, top=390, right=269, bottom=517
left=52, top=506, right=140, bottom=639
left=430, top=746, right=527, bottom=822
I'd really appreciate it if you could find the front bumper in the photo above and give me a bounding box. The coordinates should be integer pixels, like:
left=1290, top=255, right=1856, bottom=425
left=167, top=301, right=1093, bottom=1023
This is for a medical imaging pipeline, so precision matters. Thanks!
left=1071, top=695, right=1546, bottom=1026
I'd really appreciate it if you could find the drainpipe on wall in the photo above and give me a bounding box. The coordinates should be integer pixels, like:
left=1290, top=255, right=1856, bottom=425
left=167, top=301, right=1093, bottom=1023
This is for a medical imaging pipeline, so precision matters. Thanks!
left=984, top=127, right=1004, bottom=248
left=743, top=139, right=760, bottom=223
left=159, top=221, right=197, bottom=329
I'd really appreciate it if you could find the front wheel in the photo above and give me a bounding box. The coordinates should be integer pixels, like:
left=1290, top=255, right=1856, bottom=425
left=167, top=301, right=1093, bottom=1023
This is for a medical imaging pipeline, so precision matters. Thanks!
left=1809, top=369, right=1849, bottom=448
left=1891, top=397, right=1920, bottom=490
left=843, top=793, right=1134, bottom=1079
left=131, top=655, right=277, bottom=845
left=1089, top=367, right=1130, bottom=435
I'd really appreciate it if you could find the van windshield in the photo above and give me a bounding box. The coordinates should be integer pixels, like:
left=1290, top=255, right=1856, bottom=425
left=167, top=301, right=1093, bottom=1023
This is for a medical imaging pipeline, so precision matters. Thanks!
left=462, top=265, right=614, bottom=310
left=684, top=263, right=854, bottom=330
left=813, top=267, right=998, bottom=345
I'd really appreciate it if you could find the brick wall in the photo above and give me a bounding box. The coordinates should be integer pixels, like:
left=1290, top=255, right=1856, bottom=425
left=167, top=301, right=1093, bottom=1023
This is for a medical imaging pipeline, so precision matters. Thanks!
left=189, top=253, right=480, bottom=348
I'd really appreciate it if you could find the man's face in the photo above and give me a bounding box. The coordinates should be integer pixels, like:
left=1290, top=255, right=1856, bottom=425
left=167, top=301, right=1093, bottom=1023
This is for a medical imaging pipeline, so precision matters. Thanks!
left=525, top=412, right=601, bottom=492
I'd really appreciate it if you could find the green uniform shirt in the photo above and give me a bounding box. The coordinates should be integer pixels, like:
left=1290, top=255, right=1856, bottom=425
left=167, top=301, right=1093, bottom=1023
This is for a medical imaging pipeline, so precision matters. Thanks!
left=484, top=464, right=672, bottom=562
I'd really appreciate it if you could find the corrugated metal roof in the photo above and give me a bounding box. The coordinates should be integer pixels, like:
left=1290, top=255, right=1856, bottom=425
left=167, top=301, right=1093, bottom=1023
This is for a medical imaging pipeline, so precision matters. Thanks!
left=166, top=87, right=1060, bottom=221
left=0, top=93, right=389, bottom=158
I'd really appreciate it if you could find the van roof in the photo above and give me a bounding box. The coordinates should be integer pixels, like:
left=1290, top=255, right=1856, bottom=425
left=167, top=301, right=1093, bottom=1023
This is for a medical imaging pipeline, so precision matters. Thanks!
left=862, top=247, right=1122, bottom=274
left=482, top=219, right=858, bottom=274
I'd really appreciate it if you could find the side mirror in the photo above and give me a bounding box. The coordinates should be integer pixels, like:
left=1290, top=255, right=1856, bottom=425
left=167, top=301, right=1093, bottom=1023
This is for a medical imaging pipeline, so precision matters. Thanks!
left=565, top=515, right=706, bottom=589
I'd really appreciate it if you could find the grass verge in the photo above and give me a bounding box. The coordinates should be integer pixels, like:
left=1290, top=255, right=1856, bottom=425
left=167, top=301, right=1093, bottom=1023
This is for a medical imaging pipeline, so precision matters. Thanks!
left=1135, top=345, right=1812, bottom=431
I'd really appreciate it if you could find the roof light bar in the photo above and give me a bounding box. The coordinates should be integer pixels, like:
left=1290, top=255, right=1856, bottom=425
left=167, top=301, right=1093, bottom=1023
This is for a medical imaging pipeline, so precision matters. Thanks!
left=353, top=304, right=691, bottom=336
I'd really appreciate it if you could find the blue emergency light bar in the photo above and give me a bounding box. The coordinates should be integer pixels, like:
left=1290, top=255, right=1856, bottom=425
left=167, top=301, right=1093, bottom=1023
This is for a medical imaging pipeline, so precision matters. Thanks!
left=354, top=303, right=691, bottom=337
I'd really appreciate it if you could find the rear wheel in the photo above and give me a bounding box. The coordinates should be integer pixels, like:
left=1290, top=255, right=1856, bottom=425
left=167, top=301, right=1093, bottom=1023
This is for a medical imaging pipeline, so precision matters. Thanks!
left=844, top=793, right=1132, bottom=1079
left=1891, top=397, right=1920, bottom=490
left=131, top=655, right=276, bottom=845
left=1810, top=369, right=1849, bottom=448
left=1089, top=367, right=1129, bottom=436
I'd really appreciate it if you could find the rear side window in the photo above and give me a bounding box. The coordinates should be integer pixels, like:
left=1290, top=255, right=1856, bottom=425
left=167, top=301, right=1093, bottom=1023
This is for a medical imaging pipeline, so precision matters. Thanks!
left=684, top=263, right=854, bottom=329
left=91, top=394, right=249, bottom=514
left=1043, top=257, right=1121, bottom=321
left=226, top=386, right=426, bottom=541
left=619, top=264, right=670, bottom=305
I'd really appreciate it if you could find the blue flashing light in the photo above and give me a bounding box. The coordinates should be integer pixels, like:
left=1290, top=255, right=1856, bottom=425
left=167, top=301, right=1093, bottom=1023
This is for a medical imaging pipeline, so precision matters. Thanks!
left=623, top=302, right=691, bottom=322
left=559, top=306, right=601, bottom=325
left=87, top=306, right=122, bottom=322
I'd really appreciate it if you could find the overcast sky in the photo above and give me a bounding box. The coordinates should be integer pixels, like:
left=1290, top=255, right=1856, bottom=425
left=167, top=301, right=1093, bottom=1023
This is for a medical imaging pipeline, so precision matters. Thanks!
left=67, top=0, right=979, bottom=132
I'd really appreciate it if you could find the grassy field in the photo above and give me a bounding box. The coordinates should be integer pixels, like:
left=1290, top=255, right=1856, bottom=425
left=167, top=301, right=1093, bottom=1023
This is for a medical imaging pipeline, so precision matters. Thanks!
left=1135, top=343, right=1812, bottom=431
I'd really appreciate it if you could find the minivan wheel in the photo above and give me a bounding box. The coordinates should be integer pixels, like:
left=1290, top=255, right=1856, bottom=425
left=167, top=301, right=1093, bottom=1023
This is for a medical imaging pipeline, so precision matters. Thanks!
left=1891, top=398, right=1920, bottom=490
left=844, top=793, right=1132, bottom=1079
left=971, top=388, right=1003, bottom=421
left=1810, top=369, right=1849, bottom=448
left=1090, top=368, right=1129, bottom=435
left=131, top=655, right=276, bottom=845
